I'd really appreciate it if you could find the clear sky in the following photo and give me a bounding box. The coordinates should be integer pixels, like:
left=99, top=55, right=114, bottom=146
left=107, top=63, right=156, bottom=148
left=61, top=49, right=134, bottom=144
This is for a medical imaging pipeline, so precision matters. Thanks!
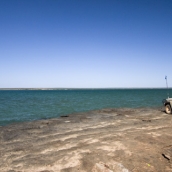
left=0, top=0, right=172, bottom=88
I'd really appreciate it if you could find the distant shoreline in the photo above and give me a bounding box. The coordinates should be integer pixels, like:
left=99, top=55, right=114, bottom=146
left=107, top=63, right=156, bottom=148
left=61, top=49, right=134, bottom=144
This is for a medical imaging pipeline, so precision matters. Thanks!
left=0, top=87, right=170, bottom=90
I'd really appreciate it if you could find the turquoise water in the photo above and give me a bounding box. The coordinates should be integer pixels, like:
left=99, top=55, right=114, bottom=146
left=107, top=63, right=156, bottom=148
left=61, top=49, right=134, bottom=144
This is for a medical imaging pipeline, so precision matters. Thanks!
left=0, top=89, right=171, bottom=126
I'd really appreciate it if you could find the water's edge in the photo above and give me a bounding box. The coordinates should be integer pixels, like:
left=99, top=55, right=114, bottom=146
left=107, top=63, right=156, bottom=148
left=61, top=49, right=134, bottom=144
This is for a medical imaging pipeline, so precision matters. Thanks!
left=0, top=89, right=170, bottom=126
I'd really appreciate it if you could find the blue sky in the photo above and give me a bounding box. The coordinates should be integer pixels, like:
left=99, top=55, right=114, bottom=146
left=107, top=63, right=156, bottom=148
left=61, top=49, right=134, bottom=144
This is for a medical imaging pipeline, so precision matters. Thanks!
left=0, top=0, right=172, bottom=88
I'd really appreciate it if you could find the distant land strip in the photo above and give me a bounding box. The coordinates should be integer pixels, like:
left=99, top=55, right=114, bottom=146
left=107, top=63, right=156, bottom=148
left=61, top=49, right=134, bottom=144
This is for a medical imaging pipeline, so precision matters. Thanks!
left=0, top=87, right=170, bottom=90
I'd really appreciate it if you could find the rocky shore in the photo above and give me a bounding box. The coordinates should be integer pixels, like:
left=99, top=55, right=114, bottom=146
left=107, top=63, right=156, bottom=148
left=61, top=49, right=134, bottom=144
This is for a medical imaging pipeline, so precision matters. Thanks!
left=0, top=108, right=172, bottom=172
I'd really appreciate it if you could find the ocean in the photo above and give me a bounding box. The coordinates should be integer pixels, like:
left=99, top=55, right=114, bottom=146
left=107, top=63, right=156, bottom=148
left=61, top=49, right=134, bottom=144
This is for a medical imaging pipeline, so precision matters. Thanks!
left=0, top=89, right=171, bottom=126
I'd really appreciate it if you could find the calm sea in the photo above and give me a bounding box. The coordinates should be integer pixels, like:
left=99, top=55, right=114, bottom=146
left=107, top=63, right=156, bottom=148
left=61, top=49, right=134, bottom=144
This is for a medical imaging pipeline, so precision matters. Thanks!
left=0, top=89, right=171, bottom=126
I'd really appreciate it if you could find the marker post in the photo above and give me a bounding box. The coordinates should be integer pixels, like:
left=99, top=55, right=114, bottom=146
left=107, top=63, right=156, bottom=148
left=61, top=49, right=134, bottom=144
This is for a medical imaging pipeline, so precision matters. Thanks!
left=165, top=76, right=169, bottom=98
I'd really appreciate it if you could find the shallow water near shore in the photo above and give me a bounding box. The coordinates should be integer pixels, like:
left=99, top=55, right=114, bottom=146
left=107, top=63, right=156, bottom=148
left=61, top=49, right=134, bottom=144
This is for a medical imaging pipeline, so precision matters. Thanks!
left=0, top=88, right=171, bottom=126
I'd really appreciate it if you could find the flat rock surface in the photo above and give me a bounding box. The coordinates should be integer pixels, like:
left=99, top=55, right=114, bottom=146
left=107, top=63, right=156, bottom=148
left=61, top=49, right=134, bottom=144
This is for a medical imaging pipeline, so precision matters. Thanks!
left=1, top=108, right=172, bottom=172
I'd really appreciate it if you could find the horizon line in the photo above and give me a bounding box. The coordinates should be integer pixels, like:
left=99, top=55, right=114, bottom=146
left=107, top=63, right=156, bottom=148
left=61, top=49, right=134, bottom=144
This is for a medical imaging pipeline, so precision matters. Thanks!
left=0, top=87, right=171, bottom=90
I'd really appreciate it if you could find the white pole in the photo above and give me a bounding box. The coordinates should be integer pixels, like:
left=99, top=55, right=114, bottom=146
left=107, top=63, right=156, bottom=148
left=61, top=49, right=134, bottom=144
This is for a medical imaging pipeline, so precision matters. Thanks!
left=165, top=76, right=169, bottom=98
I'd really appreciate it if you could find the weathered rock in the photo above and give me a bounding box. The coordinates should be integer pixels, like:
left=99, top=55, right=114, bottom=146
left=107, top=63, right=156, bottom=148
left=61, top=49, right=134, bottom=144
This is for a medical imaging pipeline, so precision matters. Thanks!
left=92, top=161, right=129, bottom=172
left=162, top=145, right=172, bottom=161
left=0, top=108, right=172, bottom=172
